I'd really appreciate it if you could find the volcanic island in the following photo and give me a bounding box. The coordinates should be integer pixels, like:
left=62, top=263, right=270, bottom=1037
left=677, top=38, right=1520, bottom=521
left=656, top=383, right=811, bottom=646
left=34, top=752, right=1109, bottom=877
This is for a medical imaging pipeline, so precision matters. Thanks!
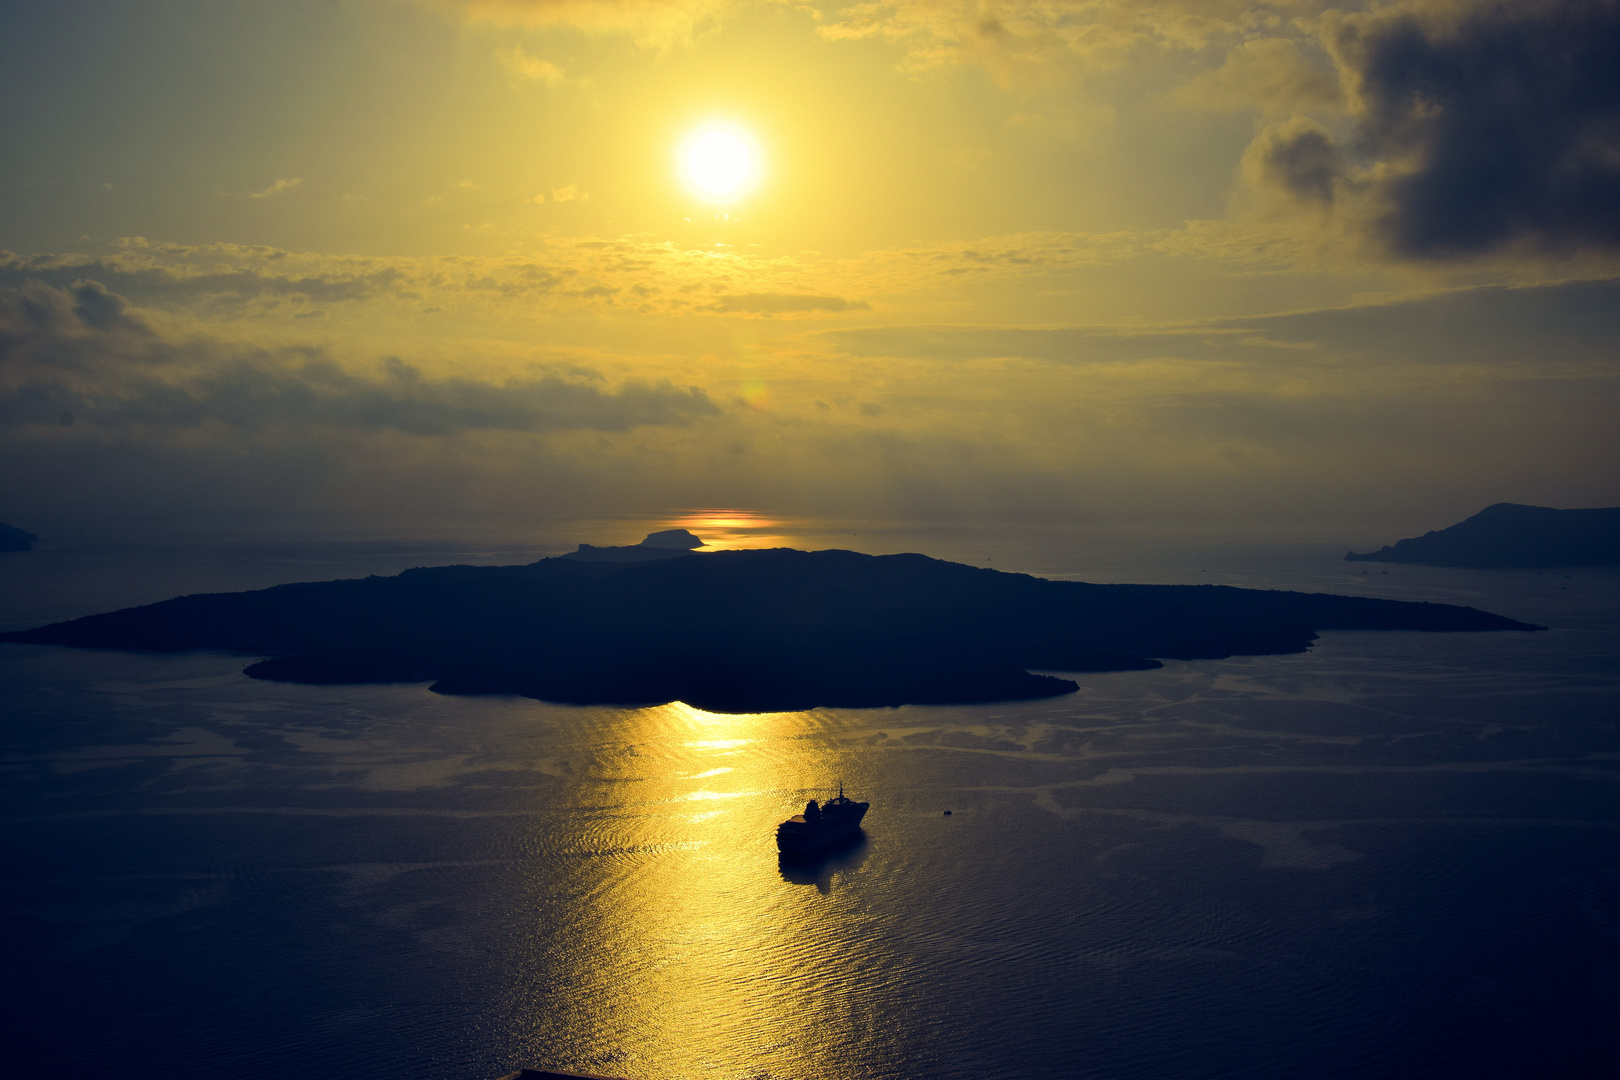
left=1, top=535, right=1543, bottom=713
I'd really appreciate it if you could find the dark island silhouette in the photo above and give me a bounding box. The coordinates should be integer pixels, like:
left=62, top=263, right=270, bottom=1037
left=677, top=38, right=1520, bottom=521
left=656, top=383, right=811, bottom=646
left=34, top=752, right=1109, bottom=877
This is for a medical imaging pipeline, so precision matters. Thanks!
left=563, top=527, right=707, bottom=562
left=1347, top=503, right=1620, bottom=568
left=0, top=522, right=39, bottom=552
left=1, top=535, right=1543, bottom=713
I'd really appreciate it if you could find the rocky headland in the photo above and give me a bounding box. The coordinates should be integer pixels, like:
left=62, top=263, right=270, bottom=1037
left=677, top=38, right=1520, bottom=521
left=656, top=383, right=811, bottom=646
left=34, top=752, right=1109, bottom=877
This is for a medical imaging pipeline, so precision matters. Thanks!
left=1347, top=503, right=1620, bottom=568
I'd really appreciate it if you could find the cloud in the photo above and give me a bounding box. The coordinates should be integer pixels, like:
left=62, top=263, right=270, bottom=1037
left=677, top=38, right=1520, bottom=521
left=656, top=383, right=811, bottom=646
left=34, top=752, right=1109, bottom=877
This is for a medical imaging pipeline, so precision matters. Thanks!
left=63, top=279, right=147, bottom=333
left=0, top=282, right=720, bottom=436
left=25, top=362, right=716, bottom=435
left=248, top=178, right=304, bottom=199
left=1248, top=116, right=1344, bottom=206
left=550, top=184, right=587, bottom=202
left=708, top=292, right=870, bottom=315
left=2, top=273, right=1615, bottom=539
left=435, top=0, right=1310, bottom=71
left=7, top=212, right=1594, bottom=341
left=1232, top=277, right=1620, bottom=363
left=817, top=0, right=1312, bottom=76
left=428, top=0, right=732, bottom=45
left=496, top=44, right=568, bottom=86
left=1174, top=37, right=1340, bottom=114
left=0, top=231, right=1229, bottom=330
left=0, top=279, right=155, bottom=365
left=824, top=278, right=1620, bottom=365
left=758, top=0, right=1620, bottom=264
left=0, top=247, right=408, bottom=309
left=827, top=323, right=1237, bottom=364
left=1320, top=0, right=1620, bottom=257
left=0, top=240, right=887, bottom=320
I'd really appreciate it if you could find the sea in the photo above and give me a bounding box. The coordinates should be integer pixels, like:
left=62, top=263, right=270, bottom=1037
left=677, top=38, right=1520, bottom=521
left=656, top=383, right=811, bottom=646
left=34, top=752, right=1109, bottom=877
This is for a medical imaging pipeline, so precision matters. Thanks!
left=3, top=515, right=1617, bottom=1080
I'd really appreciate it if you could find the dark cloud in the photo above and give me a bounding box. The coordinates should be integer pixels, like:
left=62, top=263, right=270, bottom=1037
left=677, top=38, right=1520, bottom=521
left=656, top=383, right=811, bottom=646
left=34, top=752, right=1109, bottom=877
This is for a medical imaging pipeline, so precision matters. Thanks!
left=1257, top=119, right=1343, bottom=204
left=0, top=278, right=148, bottom=338
left=0, top=282, right=720, bottom=435
left=467, top=267, right=564, bottom=295
left=709, top=293, right=870, bottom=314
left=1332, top=0, right=1620, bottom=256
left=0, top=360, right=720, bottom=435
left=0, top=279, right=157, bottom=372
left=0, top=251, right=406, bottom=307
left=69, top=279, right=143, bottom=331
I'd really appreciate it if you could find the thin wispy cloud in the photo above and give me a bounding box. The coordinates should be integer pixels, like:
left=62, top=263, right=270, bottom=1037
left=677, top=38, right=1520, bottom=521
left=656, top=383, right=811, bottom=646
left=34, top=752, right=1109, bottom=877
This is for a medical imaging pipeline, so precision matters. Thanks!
left=247, top=177, right=305, bottom=199
left=496, top=44, right=567, bottom=87
left=431, top=0, right=733, bottom=46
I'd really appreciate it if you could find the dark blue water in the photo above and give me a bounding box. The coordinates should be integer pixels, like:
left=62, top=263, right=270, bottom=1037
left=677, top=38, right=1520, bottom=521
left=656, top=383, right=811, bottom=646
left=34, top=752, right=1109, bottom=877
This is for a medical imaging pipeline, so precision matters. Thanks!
left=3, top=525, right=1617, bottom=1078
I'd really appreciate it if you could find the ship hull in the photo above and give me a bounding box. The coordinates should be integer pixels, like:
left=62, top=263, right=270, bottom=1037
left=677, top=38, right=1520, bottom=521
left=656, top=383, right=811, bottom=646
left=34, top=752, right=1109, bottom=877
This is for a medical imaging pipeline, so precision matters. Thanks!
left=776, top=802, right=868, bottom=852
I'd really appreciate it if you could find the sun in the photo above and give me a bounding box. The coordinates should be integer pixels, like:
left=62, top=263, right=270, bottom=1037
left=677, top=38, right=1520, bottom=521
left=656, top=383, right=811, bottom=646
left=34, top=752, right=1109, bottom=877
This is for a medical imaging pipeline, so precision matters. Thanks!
left=678, top=123, right=761, bottom=203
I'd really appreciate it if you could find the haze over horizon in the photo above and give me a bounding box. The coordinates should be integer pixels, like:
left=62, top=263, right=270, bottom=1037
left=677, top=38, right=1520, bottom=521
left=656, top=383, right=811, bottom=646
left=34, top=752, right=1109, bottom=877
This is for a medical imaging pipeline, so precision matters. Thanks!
left=3, top=0, right=1618, bottom=544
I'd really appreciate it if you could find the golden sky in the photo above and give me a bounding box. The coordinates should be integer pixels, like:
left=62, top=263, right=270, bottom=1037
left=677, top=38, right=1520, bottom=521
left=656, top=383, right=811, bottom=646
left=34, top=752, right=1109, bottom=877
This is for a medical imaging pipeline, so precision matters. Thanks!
left=2, top=0, right=1617, bottom=537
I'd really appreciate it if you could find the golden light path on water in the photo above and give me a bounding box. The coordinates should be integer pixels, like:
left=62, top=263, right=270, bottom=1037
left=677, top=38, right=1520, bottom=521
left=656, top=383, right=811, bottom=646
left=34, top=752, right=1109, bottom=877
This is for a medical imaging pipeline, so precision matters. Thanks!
left=501, top=513, right=901, bottom=1073
left=503, top=699, right=899, bottom=1079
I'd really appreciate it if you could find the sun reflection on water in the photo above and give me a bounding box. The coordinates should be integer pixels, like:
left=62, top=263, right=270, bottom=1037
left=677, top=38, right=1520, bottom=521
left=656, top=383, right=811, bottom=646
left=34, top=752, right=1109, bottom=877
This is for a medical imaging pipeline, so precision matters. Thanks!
left=504, top=697, right=884, bottom=1077
left=680, top=789, right=747, bottom=802
left=670, top=508, right=795, bottom=550
left=682, top=738, right=753, bottom=751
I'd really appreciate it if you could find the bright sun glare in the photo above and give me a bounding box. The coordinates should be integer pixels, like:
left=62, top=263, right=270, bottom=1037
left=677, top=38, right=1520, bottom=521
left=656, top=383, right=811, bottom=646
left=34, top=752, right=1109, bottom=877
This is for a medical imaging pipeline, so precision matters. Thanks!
left=679, top=124, right=760, bottom=203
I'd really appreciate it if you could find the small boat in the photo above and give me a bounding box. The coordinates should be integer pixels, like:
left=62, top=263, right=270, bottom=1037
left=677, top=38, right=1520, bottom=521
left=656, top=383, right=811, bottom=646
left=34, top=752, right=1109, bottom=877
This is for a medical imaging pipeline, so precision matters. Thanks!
left=776, top=784, right=869, bottom=853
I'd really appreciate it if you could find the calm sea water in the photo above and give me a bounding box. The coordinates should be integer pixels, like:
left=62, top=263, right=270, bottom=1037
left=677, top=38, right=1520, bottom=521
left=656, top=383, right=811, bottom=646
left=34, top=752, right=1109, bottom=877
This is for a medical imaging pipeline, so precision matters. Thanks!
left=3, top=520, right=1617, bottom=1079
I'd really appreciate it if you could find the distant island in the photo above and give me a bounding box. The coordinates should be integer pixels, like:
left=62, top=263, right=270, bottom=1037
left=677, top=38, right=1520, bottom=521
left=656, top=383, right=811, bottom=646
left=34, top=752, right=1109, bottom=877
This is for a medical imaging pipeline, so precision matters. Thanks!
left=0, top=522, right=40, bottom=552
left=563, top=527, right=707, bottom=562
left=1, top=535, right=1543, bottom=713
left=1347, top=503, right=1620, bottom=568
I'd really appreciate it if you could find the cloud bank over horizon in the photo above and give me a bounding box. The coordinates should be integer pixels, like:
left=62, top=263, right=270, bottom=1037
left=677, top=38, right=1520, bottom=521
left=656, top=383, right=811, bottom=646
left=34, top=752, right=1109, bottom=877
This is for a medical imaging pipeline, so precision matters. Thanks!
left=2, top=260, right=1613, bottom=536
left=0, top=0, right=1615, bottom=538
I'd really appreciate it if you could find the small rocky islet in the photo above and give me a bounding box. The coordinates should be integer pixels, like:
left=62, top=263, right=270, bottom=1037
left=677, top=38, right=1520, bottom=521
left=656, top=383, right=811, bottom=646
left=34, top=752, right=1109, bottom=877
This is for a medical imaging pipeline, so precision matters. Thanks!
left=0, top=522, right=39, bottom=551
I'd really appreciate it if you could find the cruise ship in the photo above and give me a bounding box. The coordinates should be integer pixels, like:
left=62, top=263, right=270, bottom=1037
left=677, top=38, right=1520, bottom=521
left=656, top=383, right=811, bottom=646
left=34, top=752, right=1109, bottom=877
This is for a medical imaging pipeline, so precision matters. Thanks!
left=776, top=785, right=868, bottom=852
